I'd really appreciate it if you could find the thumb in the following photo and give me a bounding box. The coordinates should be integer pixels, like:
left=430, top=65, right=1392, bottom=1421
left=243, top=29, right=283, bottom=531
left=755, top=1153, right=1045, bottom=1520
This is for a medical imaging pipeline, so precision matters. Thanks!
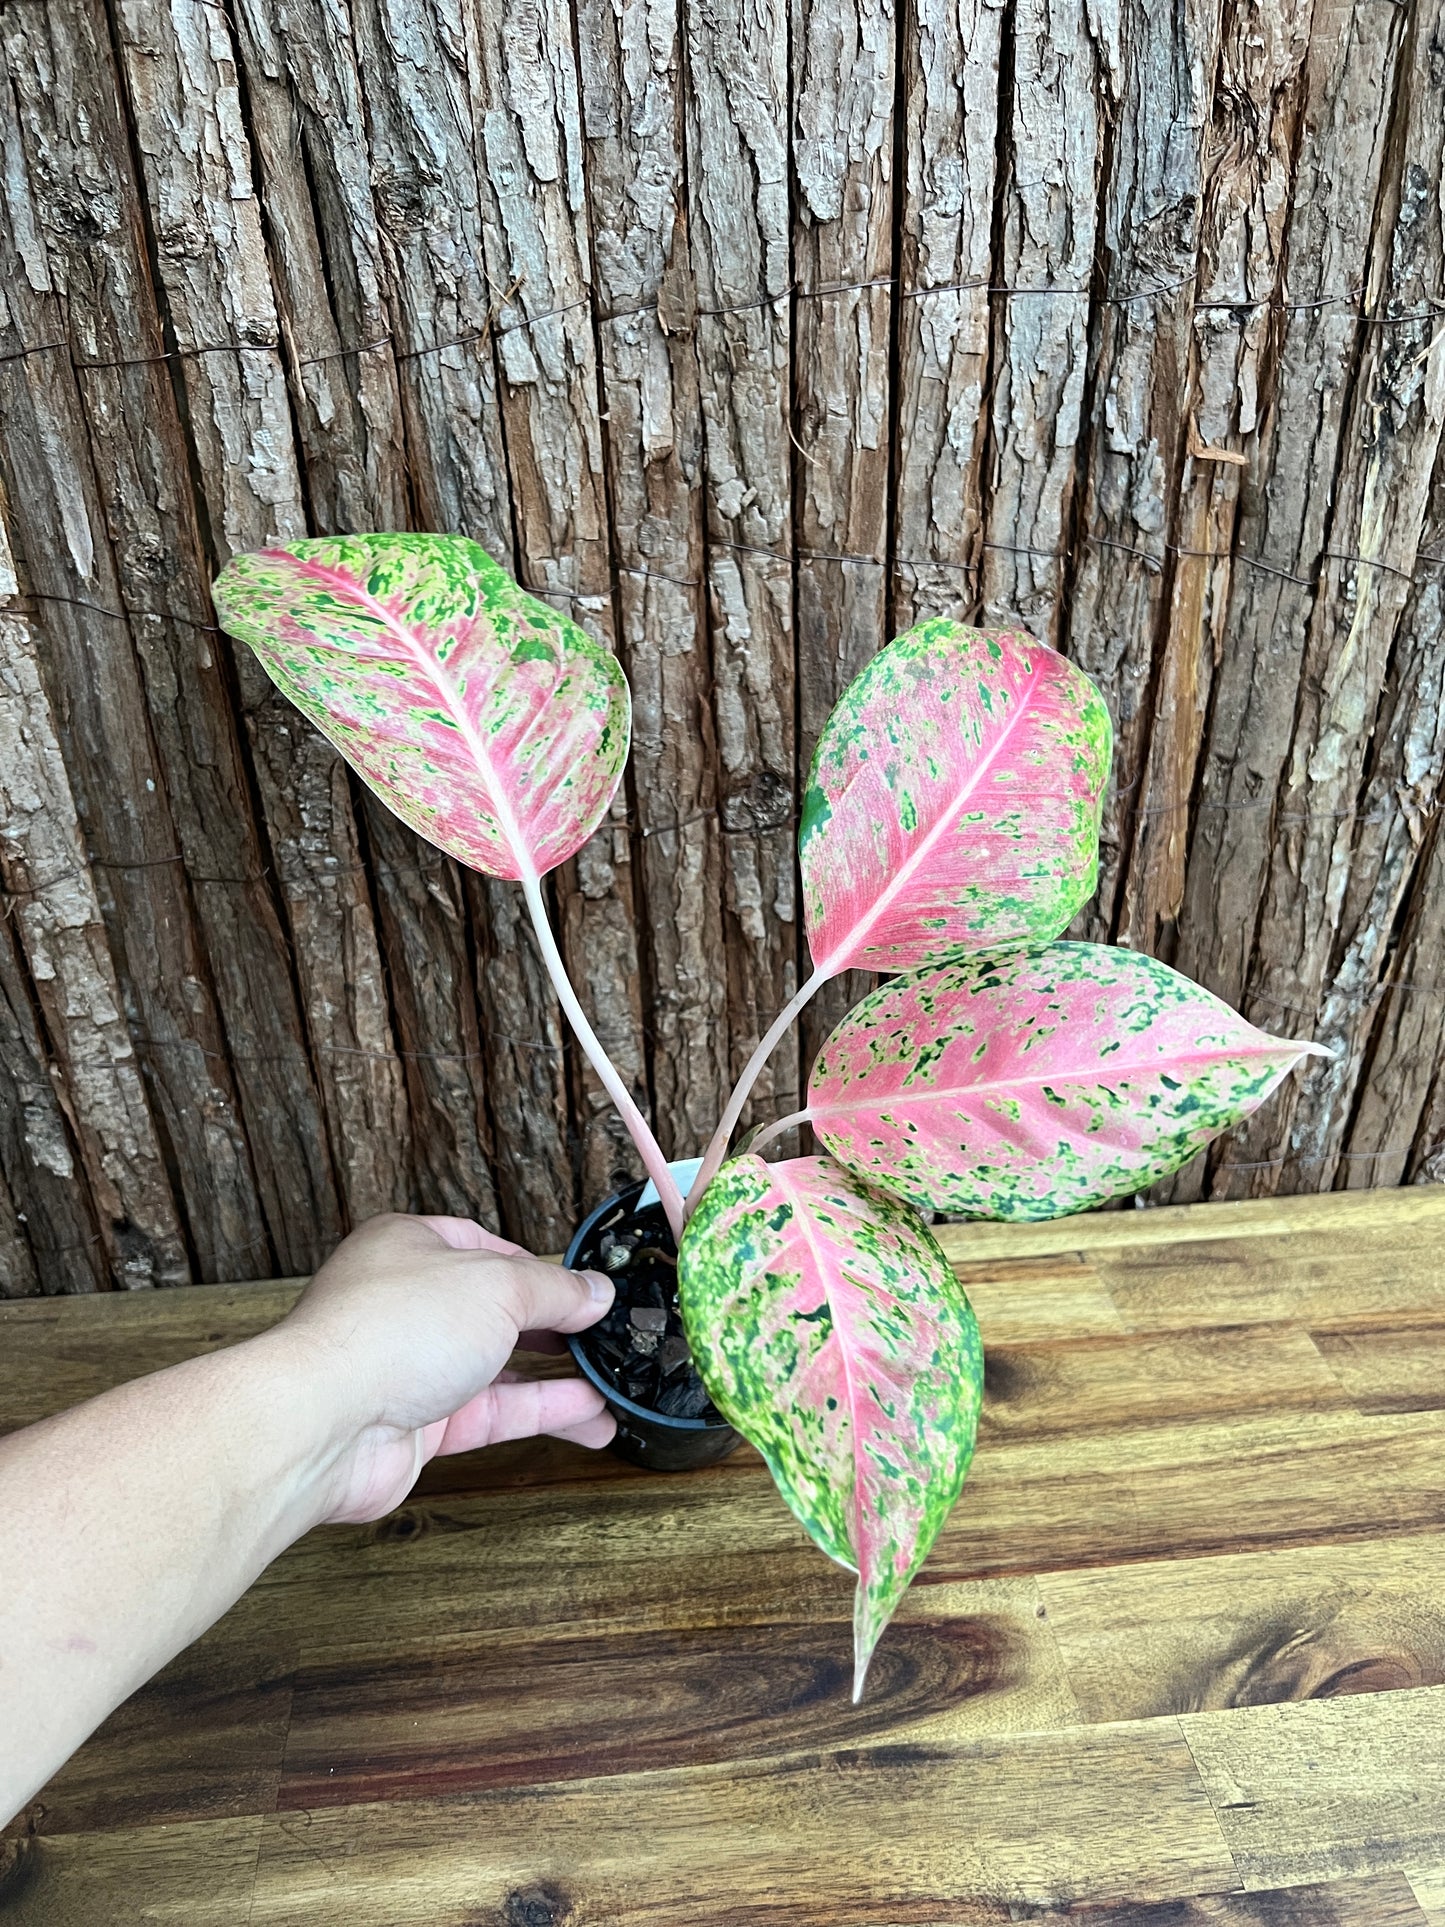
left=489, top=1255, right=615, bottom=1338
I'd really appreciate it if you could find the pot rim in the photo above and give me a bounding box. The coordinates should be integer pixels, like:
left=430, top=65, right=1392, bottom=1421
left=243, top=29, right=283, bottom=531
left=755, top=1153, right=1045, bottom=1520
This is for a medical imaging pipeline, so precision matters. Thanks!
left=565, top=1173, right=733, bottom=1435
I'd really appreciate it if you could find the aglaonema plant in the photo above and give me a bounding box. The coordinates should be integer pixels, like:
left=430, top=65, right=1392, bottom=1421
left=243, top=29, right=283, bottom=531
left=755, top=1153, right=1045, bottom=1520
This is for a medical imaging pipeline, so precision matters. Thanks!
left=213, top=531, right=1322, bottom=1697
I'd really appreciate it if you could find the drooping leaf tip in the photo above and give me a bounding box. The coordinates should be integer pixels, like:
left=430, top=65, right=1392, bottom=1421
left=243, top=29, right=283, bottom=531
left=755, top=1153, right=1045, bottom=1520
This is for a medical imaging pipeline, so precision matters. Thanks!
left=1288, top=1037, right=1335, bottom=1062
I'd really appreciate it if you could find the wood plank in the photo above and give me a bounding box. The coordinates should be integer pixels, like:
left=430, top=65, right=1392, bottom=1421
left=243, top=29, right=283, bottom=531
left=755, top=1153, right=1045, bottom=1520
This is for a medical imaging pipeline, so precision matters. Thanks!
left=0, top=1276, right=652, bottom=1495
left=0, top=1281, right=302, bottom=1434
left=237, top=1405, right=1445, bottom=1654
left=977, top=1325, right=1353, bottom=1443
left=947, top=1195, right=1445, bottom=1341
left=1055, top=1882, right=1426, bottom=1926
left=0, top=1829, right=1422, bottom=1927
left=1310, top=1323, right=1445, bottom=1418
left=1, top=1184, right=1437, bottom=1416
left=935, top=1180, right=1445, bottom=1262
left=2, top=1268, right=1389, bottom=1480
left=1096, top=1233, right=1445, bottom=1335
left=250, top=1465, right=838, bottom=1649
left=1, top=1191, right=1434, bottom=1421
left=956, top=1253, right=1126, bottom=1345
left=249, top=1719, right=1237, bottom=1924
left=1042, top=1880, right=1430, bottom=1926
left=934, top=1409, right=1445, bottom=1582
left=276, top=1579, right=1076, bottom=1809
left=0, top=1282, right=633, bottom=1502
left=1181, top=1685, right=1445, bottom=1890
left=1409, top=1866, right=1445, bottom=1927
left=1039, top=1531, right=1445, bottom=1724
left=0, top=1816, right=263, bottom=1925
left=6, top=1188, right=1445, bottom=1918
left=0, top=1287, right=616, bottom=1495
left=970, top=1882, right=1432, bottom=1926
left=1, top=1619, right=295, bottom=1839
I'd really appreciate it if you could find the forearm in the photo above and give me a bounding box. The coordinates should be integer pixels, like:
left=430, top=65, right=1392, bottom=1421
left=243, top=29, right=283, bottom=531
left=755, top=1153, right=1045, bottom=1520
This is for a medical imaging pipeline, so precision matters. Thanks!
left=0, top=1213, right=614, bottom=1825
left=0, top=1326, right=342, bottom=1824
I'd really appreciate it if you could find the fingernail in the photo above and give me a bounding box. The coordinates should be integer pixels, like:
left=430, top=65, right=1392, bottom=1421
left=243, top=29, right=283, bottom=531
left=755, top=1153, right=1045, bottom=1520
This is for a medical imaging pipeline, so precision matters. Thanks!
left=581, top=1269, right=613, bottom=1302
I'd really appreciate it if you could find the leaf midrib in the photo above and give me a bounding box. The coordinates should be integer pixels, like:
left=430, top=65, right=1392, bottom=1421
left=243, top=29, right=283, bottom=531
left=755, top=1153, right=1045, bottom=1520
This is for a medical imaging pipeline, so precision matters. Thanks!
left=771, top=1161, right=873, bottom=1582
left=291, top=554, right=537, bottom=883
left=818, top=652, right=1050, bottom=973
left=809, top=1036, right=1303, bottom=1122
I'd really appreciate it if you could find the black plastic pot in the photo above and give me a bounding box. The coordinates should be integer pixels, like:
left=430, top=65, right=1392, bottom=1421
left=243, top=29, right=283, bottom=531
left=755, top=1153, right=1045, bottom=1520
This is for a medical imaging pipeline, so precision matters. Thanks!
left=566, top=1174, right=742, bottom=1473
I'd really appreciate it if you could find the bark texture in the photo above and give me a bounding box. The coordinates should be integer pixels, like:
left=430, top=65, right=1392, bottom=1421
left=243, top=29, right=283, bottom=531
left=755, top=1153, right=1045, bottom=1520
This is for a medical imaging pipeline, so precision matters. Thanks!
left=0, top=514, right=181, bottom=1288
left=685, top=0, right=799, bottom=1133
left=792, top=0, right=895, bottom=1076
left=892, top=0, right=1000, bottom=634
left=576, top=0, right=729, bottom=1161
left=1, top=0, right=1443, bottom=1291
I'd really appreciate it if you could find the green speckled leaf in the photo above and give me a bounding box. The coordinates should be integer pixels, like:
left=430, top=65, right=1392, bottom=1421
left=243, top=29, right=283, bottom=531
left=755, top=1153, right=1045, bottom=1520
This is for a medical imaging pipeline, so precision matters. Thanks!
left=809, top=943, right=1325, bottom=1220
left=800, top=620, right=1112, bottom=975
left=677, top=1154, right=983, bottom=1698
left=211, top=533, right=628, bottom=882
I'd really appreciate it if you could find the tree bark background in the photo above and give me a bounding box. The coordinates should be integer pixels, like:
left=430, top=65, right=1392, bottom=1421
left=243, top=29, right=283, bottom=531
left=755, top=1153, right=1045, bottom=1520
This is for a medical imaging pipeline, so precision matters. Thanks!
left=1, top=0, right=1442, bottom=1291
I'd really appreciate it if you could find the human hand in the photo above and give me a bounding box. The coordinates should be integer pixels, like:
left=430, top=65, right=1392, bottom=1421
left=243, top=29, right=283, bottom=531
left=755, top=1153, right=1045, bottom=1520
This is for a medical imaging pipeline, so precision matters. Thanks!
left=273, top=1213, right=617, bottom=1524
left=0, top=1213, right=618, bottom=1820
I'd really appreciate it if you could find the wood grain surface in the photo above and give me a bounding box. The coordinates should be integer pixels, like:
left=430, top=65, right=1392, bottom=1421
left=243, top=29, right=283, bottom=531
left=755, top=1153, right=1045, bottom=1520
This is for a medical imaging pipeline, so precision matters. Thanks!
left=3, top=1188, right=1444, bottom=1923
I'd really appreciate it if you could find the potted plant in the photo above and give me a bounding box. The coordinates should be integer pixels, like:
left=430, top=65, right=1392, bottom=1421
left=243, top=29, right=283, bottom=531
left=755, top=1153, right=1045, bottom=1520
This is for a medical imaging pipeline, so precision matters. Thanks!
left=214, top=533, right=1319, bottom=1695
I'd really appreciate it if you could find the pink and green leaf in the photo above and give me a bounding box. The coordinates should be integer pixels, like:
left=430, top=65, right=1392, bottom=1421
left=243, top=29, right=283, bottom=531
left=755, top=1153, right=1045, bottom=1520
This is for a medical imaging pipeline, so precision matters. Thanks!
left=677, top=1154, right=983, bottom=1698
left=808, top=943, right=1325, bottom=1220
left=212, top=533, right=628, bottom=882
left=799, top=620, right=1112, bottom=976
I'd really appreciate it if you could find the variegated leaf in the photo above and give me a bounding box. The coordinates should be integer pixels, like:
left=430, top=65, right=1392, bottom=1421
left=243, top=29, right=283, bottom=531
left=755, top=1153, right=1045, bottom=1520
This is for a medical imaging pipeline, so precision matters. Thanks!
left=809, top=943, right=1324, bottom=1220
left=677, top=1154, right=983, bottom=1698
left=212, top=533, right=628, bottom=881
left=799, top=620, right=1112, bottom=975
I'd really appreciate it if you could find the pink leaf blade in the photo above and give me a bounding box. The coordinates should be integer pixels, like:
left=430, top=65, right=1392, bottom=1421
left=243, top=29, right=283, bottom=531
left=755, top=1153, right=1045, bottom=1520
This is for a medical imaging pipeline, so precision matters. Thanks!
left=677, top=1154, right=984, bottom=1696
left=212, top=534, right=629, bottom=881
left=800, top=621, right=1112, bottom=976
left=809, top=944, right=1325, bottom=1220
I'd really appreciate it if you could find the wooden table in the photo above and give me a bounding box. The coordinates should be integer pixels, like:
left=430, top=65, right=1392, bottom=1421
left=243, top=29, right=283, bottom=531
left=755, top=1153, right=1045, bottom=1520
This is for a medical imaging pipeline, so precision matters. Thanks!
left=3, top=1189, right=1445, bottom=1925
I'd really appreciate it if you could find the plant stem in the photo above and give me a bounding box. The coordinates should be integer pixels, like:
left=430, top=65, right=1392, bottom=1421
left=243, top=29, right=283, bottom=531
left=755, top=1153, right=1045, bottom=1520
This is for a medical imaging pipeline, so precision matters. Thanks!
left=747, top=1109, right=812, bottom=1160
left=684, top=966, right=829, bottom=1220
left=520, top=872, right=686, bottom=1243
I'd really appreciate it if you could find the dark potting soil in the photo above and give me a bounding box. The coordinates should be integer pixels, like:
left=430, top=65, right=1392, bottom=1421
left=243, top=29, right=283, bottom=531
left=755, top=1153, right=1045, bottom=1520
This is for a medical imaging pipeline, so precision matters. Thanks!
left=572, top=1193, right=723, bottom=1422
